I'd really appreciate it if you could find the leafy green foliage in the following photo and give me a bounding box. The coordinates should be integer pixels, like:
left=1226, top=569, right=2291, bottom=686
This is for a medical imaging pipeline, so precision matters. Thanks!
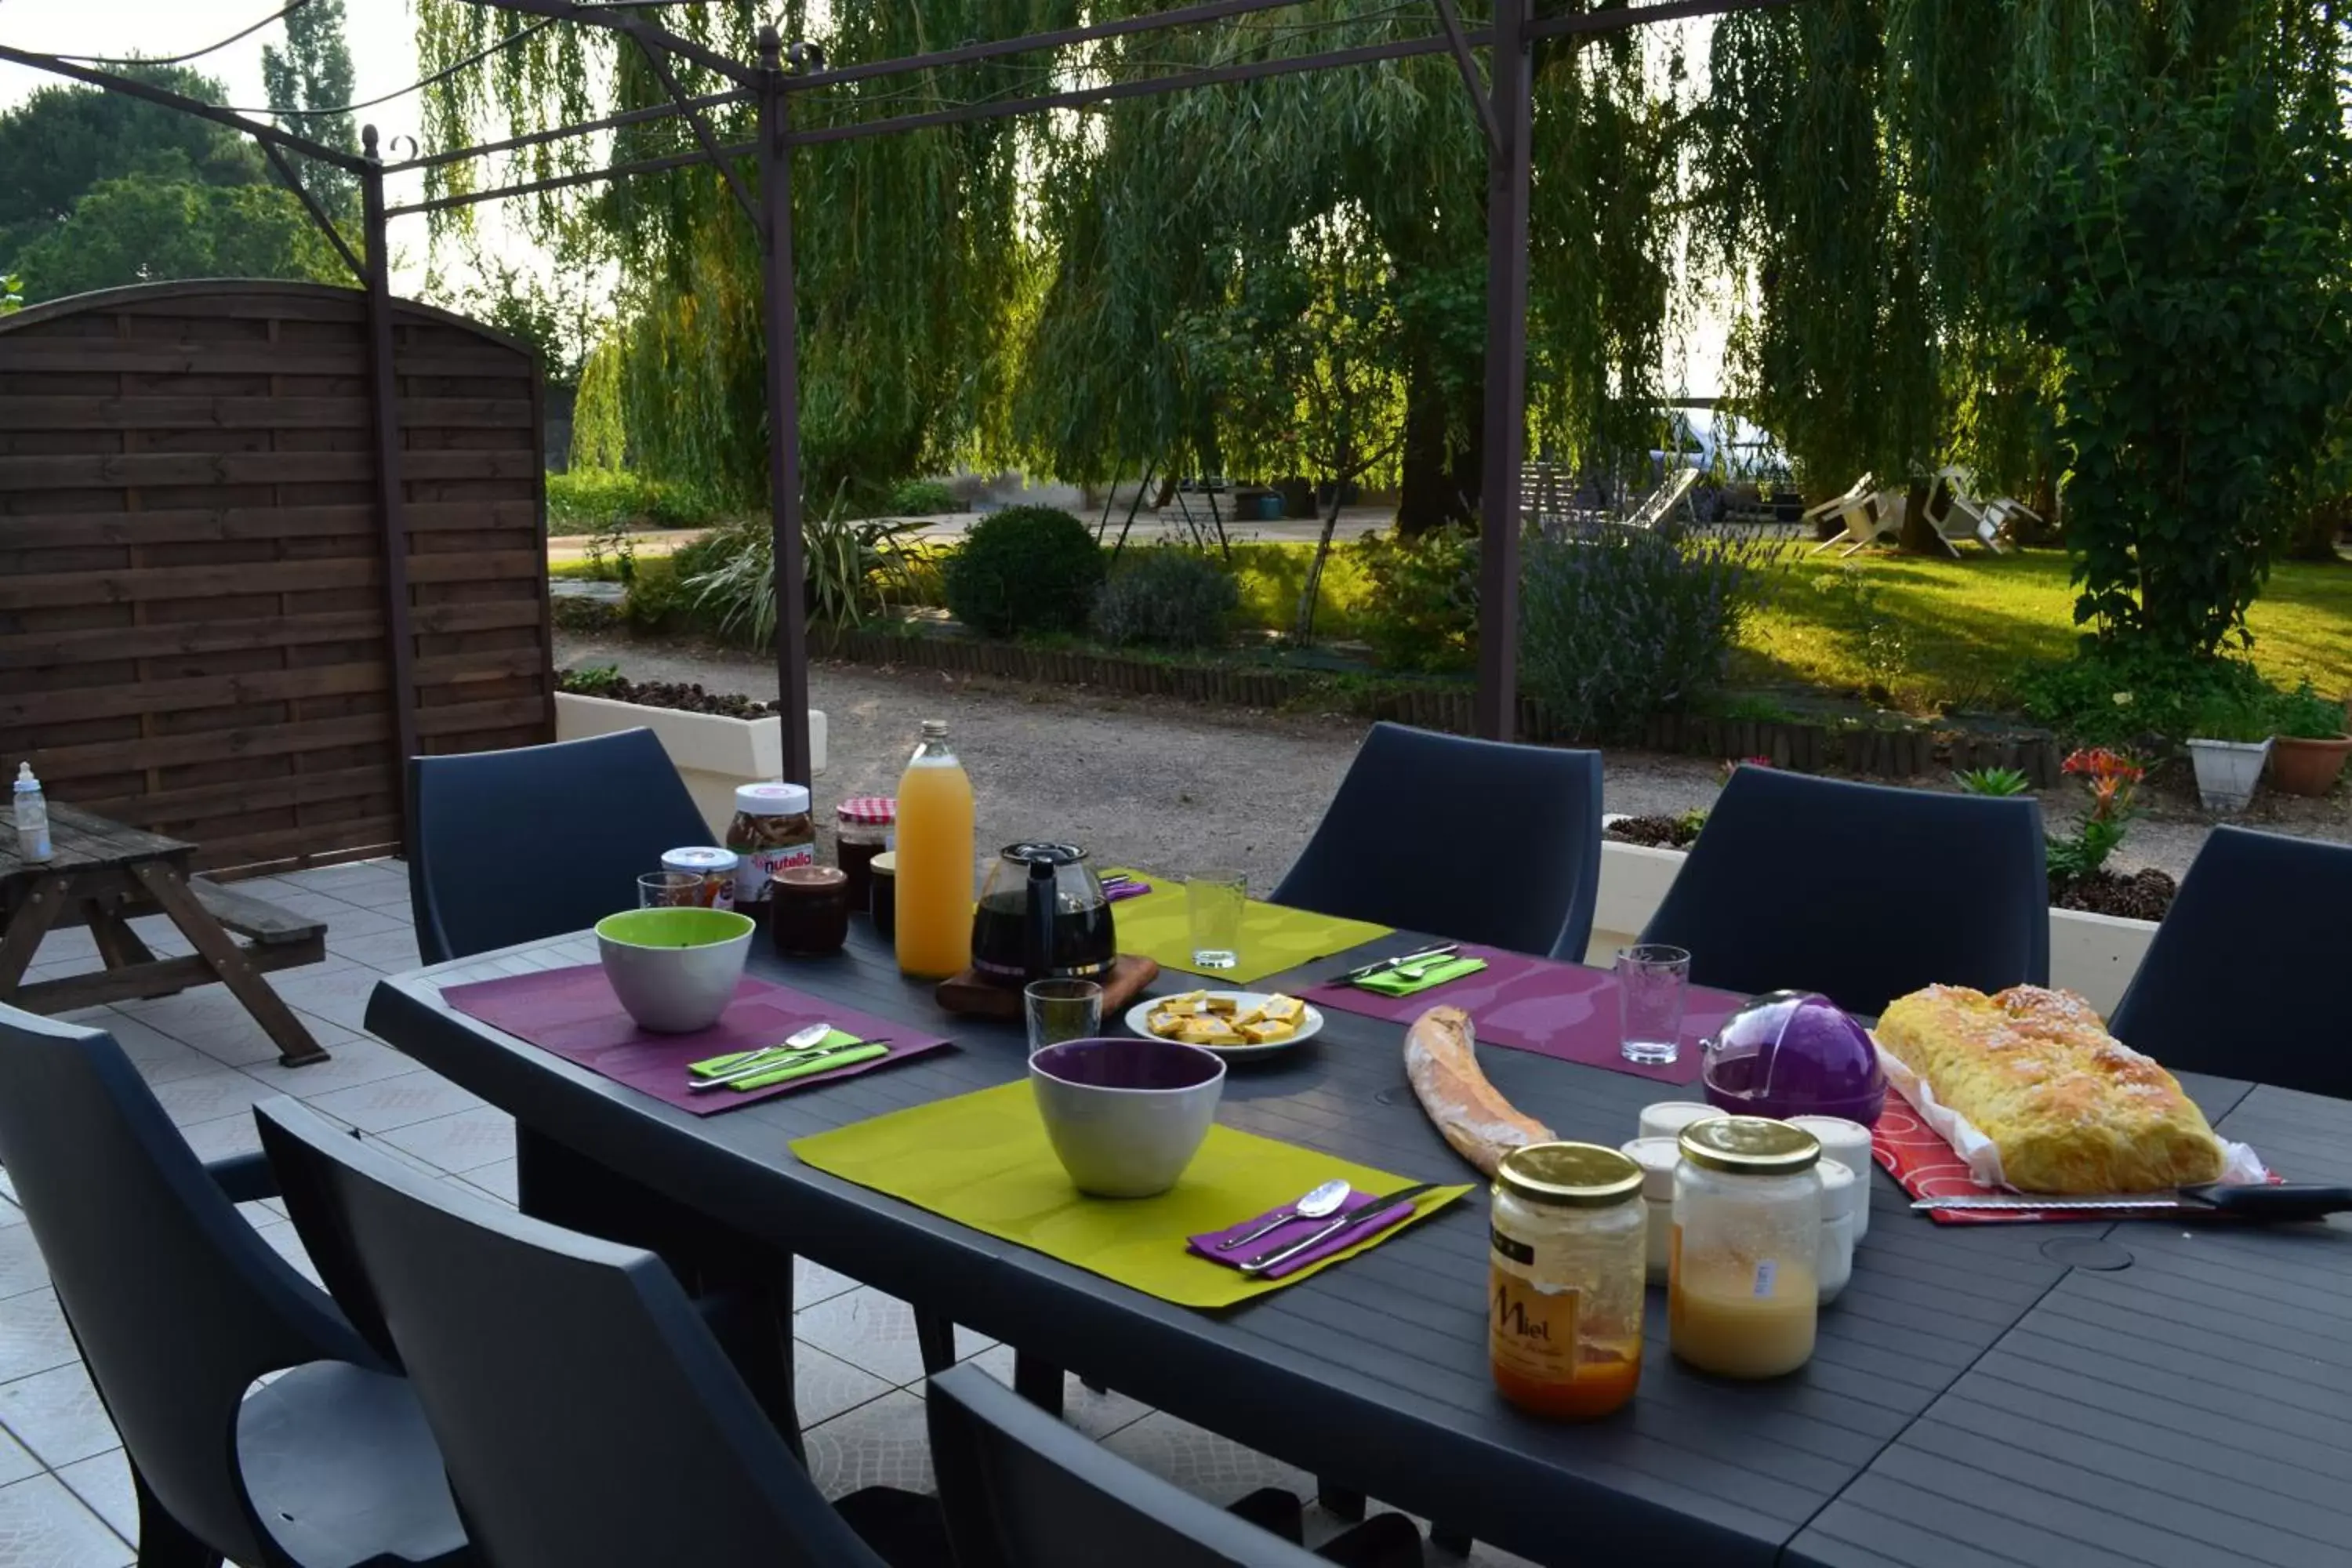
left=1952, top=767, right=2034, bottom=797
left=557, top=663, right=623, bottom=696
left=2185, top=690, right=2277, bottom=745
left=2270, top=679, right=2349, bottom=741
left=11, top=177, right=349, bottom=303
left=884, top=480, right=960, bottom=517
left=546, top=470, right=724, bottom=532
left=0, top=66, right=267, bottom=267
left=1348, top=528, right=1478, bottom=673
left=0, top=275, right=19, bottom=315
left=683, top=499, right=929, bottom=644
left=262, top=0, right=358, bottom=210
left=2014, top=644, right=2278, bottom=746
left=1519, top=525, right=1788, bottom=740
left=1091, top=548, right=1239, bottom=651
left=2008, top=15, right=2352, bottom=656
left=942, top=506, right=1105, bottom=638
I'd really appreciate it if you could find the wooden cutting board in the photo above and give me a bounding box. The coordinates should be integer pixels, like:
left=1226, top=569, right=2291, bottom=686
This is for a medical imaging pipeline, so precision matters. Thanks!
left=935, top=954, right=1161, bottom=1022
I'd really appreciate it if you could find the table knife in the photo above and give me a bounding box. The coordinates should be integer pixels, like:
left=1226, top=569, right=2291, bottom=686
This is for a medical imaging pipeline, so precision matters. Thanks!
left=688, top=1038, right=882, bottom=1091
left=1334, top=946, right=1459, bottom=984
left=1912, top=1182, right=2352, bottom=1221
left=1240, top=1181, right=1440, bottom=1274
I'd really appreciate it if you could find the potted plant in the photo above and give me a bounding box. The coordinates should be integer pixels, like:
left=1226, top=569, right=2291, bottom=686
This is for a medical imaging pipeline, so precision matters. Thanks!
left=2183, top=691, right=2273, bottom=814
left=2267, top=679, right=2352, bottom=797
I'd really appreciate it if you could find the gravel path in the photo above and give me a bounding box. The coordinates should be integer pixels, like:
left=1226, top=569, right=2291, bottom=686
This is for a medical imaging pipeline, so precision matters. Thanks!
left=557, top=635, right=2351, bottom=882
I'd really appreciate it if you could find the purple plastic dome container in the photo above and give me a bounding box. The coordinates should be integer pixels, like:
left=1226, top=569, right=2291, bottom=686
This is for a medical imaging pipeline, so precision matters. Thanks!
left=1700, top=990, right=1886, bottom=1126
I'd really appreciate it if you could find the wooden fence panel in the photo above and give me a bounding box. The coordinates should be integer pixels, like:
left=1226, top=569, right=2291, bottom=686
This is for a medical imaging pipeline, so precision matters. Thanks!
left=0, top=280, right=554, bottom=872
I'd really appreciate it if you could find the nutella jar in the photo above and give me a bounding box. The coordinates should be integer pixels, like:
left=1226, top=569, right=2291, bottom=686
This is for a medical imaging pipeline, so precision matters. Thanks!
left=726, top=783, right=815, bottom=913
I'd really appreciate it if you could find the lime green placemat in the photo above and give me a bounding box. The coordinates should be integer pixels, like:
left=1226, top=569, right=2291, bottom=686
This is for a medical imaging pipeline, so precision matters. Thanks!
left=790, top=1081, right=1468, bottom=1309
left=1104, top=869, right=1393, bottom=986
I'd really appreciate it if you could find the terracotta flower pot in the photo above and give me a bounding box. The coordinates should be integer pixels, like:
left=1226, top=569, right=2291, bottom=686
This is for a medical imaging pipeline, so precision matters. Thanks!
left=2268, top=733, right=2352, bottom=797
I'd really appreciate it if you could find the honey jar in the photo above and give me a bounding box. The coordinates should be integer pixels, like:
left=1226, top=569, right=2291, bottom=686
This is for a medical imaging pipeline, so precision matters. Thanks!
left=1488, top=1142, right=1646, bottom=1420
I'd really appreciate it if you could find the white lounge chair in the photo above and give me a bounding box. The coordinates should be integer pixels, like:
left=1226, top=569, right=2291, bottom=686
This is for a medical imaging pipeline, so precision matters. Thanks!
left=1920, top=466, right=2012, bottom=557
left=1802, top=473, right=1875, bottom=539
left=1619, top=466, right=1700, bottom=532
left=1807, top=476, right=1897, bottom=556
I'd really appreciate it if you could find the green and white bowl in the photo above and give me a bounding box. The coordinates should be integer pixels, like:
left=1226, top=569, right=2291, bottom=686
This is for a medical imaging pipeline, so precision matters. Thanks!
left=594, top=907, right=756, bottom=1033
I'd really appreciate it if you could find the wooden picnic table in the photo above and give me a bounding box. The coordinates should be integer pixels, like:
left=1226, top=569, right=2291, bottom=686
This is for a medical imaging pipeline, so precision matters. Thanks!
left=364, top=916, right=2352, bottom=1567
left=0, top=801, right=332, bottom=1065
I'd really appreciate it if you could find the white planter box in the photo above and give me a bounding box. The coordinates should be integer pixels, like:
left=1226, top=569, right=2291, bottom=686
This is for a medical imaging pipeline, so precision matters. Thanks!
left=2186, top=736, right=2270, bottom=815
left=1593, top=838, right=2158, bottom=1017
left=555, top=691, right=828, bottom=840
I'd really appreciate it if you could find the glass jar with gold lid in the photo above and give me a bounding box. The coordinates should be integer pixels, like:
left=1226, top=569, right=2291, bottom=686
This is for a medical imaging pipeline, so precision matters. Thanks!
left=1670, top=1116, right=1821, bottom=1379
left=1489, top=1142, right=1646, bottom=1419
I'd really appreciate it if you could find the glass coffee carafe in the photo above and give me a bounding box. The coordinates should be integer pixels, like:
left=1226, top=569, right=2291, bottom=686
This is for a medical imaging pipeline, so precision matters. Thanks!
left=970, top=843, right=1115, bottom=985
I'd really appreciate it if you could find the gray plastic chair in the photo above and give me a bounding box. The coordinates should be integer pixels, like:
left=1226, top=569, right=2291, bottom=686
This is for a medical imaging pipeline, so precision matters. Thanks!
left=408, top=728, right=710, bottom=965
left=0, top=1005, right=467, bottom=1568
left=254, top=1098, right=944, bottom=1568
left=2107, top=826, right=2352, bottom=1096
left=1274, top=723, right=1604, bottom=960
left=928, top=1364, right=1421, bottom=1568
left=1640, top=765, right=2049, bottom=1016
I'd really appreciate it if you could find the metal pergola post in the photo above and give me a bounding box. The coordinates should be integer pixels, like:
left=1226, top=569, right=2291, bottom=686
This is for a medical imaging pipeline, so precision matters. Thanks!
left=359, top=126, right=422, bottom=844
left=2, top=0, right=1791, bottom=799
left=757, top=27, right=813, bottom=786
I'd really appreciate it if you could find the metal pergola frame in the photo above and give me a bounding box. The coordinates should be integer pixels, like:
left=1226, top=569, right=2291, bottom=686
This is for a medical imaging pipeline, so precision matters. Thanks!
left=3, top=0, right=1788, bottom=801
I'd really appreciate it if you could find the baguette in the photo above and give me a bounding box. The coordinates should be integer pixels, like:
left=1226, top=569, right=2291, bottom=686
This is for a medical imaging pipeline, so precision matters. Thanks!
left=1404, top=1005, right=1553, bottom=1176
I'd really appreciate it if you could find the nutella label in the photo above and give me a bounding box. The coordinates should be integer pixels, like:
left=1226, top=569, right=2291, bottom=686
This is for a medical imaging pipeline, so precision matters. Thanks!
left=735, top=842, right=815, bottom=902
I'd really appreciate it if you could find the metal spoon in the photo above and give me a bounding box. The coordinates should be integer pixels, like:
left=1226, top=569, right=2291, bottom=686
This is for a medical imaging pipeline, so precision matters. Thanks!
left=1215, top=1179, right=1352, bottom=1251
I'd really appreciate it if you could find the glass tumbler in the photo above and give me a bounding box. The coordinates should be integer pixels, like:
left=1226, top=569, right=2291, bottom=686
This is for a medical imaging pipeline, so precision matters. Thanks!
left=1186, top=870, right=1247, bottom=971
left=1024, top=979, right=1103, bottom=1054
left=637, top=870, right=702, bottom=909
left=1617, top=943, right=1692, bottom=1065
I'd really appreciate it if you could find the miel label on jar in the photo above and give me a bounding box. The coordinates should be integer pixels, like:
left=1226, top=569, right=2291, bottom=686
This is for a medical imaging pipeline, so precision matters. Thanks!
left=1490, top=1261, right=1579, bottom=1384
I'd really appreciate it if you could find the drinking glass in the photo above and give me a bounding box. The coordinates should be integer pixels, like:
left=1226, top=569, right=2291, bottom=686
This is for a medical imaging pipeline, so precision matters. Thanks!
left=1186, top=870, right=1247, bottom=971
left=1024, top=979, right=1103, bottom=1054
left=1617, top=944, right=1692, bottom=1065
left=638, top=870, right=702, bottom=909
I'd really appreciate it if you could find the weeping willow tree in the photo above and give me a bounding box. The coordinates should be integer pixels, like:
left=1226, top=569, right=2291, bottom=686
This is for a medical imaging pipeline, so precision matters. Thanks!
left=1698, top=0, right=2351, bottom=652
left=413, top=0, right=1045, bottom=508
left=1011, top=0, right=1686, bottom=535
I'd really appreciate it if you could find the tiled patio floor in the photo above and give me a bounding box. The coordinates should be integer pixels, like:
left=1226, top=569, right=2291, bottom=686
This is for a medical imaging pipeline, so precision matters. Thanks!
left=0, top=861, right=1530, bottom=1566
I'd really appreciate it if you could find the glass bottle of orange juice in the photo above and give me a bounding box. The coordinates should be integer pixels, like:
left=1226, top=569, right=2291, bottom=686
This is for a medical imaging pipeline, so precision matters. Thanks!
left=893, top=719, right=974, bottom=980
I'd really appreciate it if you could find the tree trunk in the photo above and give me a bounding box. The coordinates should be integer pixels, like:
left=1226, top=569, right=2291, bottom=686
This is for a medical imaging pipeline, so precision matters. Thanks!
left=1895, top=476, right=1940, bottom=555
left=1294, top=481, right=1347, bottom=644
left=2285, top=495, right=2349, bottom=562
left=1395, top=357, right=1483, bottom=537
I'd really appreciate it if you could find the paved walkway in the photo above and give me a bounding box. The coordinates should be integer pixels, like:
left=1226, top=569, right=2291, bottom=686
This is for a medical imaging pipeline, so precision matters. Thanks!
left=0, top=861, right=1527, bottom=1566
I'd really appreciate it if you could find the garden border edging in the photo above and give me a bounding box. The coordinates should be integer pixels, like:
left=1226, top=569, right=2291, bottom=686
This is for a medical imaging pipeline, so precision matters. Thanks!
left=815, top=628, right=2063, bottom=786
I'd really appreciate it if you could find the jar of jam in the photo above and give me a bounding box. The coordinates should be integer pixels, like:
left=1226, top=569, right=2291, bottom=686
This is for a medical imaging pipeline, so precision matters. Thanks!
left=869, top=851, right=897, bottom=941
left=1670, top=1116, right=1821, bottom=1379
left=834, top=796, right=896, bottom=915
left=659, top=846, right=739, bottom=910
left=726, top=783, right=815, bottom=913
left=1489, top=1142, right=1646, bottom=1420
left=769, top=865, right=850, bottom=955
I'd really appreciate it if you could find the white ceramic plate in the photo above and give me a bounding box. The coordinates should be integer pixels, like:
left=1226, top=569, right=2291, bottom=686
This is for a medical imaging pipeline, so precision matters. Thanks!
left=1123, top=990, right=1325, bottom=1062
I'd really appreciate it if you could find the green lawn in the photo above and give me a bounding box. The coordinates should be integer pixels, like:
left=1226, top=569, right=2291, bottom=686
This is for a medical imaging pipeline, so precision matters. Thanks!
left=1735, top=550, right=2352, bottom=711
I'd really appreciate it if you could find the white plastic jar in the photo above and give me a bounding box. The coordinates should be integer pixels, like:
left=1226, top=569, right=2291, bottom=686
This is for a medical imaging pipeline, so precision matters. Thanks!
left=1618, top=1136, right=1681, bottom=1286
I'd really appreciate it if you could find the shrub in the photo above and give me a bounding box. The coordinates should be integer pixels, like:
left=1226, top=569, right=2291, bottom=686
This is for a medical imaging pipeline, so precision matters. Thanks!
left=1953, top=767, right=2034, bottom=797
left=2270, top=678, right=2350, bottom=740
left=1091, top=547, right=1239, bottom=650
left=943, top=506, right=1105, bottom=637
left=547, top=468, right=658, bottom=531
left=2014, top=644, right=2276, bottom=746
left=681, top=503, right=928, bottom=644
left=1349, top=528, right=1478, bottom=672
left=1518, top=524, right=1786, bottom=740
left=885, top=478, right=960, bottom=516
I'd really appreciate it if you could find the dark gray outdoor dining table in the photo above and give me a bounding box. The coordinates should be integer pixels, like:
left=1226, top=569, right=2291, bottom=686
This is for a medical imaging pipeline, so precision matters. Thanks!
left=365, top=920, right=2352, bottom=1568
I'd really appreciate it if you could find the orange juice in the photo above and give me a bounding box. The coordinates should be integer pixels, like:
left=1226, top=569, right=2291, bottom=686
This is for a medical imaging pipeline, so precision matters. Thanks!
left=893, top=720, right=974, bottom=980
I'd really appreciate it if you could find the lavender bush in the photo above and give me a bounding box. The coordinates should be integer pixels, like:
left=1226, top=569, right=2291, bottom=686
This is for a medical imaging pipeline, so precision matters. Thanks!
left=1519, top=524, right=1787, bottom=739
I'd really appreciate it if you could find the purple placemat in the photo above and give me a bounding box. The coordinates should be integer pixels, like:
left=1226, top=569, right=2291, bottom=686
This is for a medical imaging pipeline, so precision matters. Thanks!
left=441, top=966, right=954, bottom=1116
left=1298, top=946, right=1743, bottom=1085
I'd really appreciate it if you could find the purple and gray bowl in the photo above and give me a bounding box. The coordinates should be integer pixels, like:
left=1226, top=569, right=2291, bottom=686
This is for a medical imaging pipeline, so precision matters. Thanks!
left=1029, top=1036, right=1226, bottom=1198
left=1700, top=989, right=1886, bottom=1126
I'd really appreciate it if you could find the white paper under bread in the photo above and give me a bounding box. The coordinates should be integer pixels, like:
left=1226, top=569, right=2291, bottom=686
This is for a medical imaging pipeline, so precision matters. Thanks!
left=1871, top=1041, right=2268, bottom=1192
